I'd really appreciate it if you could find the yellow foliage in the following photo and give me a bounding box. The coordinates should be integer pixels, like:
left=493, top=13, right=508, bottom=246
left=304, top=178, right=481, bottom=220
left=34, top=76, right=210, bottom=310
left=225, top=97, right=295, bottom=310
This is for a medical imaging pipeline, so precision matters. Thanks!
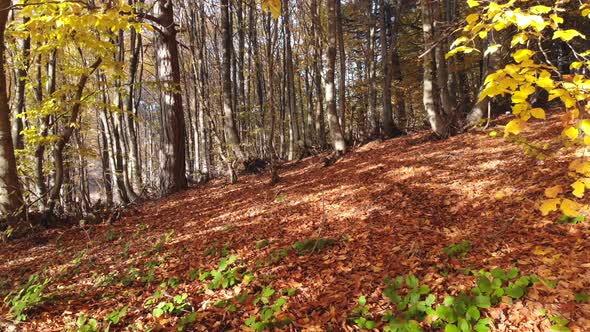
left=512, top=49, right=535, bottom=63
left=569, top=160, right=590, bottom=177
left=545, top=185, right=563, bottom=199
left=571, top=180, right=586, bottom=198
left=530, top=108, right=545, bottom=120
left=560, top=199, right=583, bottom=217
left=504, top=119, right=525, bottom=137
left=467, top=0, right=480, bottom=8
left=552, top=29, right=586, bottom=42
left=563, top=127, right=579, bottom=140
left=578, top=120, right=590, bottom=135
left=429, top=0, right=590, bottom=217
left=540, top=199, right=560, bottom=216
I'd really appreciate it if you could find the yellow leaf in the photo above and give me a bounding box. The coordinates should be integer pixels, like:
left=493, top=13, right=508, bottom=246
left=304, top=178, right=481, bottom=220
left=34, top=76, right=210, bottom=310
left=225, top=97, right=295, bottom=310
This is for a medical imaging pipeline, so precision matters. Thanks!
left=450, top=36, right=469, bottom=49
left=512, top=85, right=535, bottom=104
left=467, top=0, right=480, bottom=8
left=572, top=180, right=585, bottom=198
left=505, top=119, right=526, bottom=136
left=536, top=75, right=554, bottom=91
left=550, top=14, right=564, bottom=25
left=511, top=32, right=528, bottom=47
left=530, top=5, right=551, bottom=14
left=545, top=185, right=563, bottom=198
left=553, top=29, right=586, bottom=42
left=540, top=198, right=561, bottom=216
left=570, top=62, right=583, bottom=70
left=569, top=160, right=590, bottom=176
left=466, top=13, right=479, bottom=25
left=560, top=199, right=582, bottom=217
left=563, top=126, right=579, bottom=140
left=530, top=108, right=546, bottom=119
left=445, top=46, right=478, bottom=59
left=513, top=49, right=535, bottom=63
left=578, top=120, right=590, bottom=134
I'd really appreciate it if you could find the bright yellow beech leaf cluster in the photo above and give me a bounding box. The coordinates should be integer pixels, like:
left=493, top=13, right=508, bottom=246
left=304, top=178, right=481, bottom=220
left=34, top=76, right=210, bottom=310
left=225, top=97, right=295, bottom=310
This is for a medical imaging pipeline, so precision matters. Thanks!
left=449, top=0, right=590, bottom=218
left=8, top=0, right=145, bottom=171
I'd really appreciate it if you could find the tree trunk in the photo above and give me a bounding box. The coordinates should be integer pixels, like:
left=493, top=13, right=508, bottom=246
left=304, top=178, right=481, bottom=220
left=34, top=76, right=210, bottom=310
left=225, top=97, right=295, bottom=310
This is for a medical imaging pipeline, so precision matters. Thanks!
left=311, top=0, right=326, bottom=149
left=221, top=0, right=246, bottom=166
left=433, top=1, right=456, bottom=132
left=326, top=0, right=346, bottom=155
left=283, top=0, right=304, bottom=160
left=12, top=16, right=30, bottom=151
left=0, top=1, right=24, bottom=220
left=34, top=50, right=56, bottom=210
left=335, top=0, right=347, bottom=139
left=366, top=0, right=379, bottom=138
left=380, top=0, right=402, bottom=138
left=421, top=0, right=448, bottom=137
left=391, top=47, right=406, bottom=130
left=125, top=29, right=143, bottom=193
left=153, top=0, right=188, bottom=195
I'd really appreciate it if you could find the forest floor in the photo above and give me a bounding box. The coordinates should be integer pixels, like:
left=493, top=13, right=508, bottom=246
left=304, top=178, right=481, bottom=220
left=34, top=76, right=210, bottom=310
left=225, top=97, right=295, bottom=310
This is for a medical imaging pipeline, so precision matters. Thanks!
left=1, top=112, right=589, bottom=331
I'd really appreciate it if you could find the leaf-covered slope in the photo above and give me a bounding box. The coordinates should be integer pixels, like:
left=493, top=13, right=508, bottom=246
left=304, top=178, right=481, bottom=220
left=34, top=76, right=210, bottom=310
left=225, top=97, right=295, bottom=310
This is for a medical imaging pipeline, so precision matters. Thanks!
left=1, top=114, right=588, bottom=331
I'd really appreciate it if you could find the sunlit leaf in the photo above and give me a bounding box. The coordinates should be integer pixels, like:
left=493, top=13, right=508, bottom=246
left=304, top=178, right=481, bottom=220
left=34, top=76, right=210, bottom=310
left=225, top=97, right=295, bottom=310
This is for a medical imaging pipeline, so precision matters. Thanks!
left=540, top=199, right=561, bottom=216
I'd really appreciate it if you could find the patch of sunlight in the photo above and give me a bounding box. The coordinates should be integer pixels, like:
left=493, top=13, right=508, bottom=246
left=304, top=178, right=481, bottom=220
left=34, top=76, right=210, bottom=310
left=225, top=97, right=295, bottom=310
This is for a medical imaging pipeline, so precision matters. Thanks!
left=385, top=166, right=432, bottom=181
left=478, top=159, right=505, bottom=171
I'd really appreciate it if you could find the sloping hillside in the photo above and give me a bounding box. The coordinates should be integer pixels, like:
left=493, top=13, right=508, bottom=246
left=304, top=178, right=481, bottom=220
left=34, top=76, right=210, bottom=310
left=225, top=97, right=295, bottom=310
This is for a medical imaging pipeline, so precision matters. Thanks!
left=1, top=114, right=589, bottom=331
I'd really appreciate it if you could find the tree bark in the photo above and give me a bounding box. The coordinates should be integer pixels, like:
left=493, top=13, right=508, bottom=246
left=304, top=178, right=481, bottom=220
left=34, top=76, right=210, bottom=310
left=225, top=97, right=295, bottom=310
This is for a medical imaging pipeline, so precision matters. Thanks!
left=421, top=0, right=448, bottom=137
left=311, top=0, right=326, bottom=149
left=0, top=1, right=24, bottom=220
left=221, top=0, right=246, bottom=165
left=380, top=0, right=402, bottom=138
left=153, top=0, right=188, bottom=195
left=12, top=16, right=30, bottom=151
left=335, top=0, right=347, bottom=139
left=326, top=0, right=346, bottom=155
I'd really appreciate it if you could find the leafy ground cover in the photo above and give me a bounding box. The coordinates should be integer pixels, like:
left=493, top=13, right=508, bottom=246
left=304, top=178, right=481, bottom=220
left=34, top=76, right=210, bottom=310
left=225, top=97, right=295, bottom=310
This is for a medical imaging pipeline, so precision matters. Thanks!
left=1, top=114, right=588, bottom=331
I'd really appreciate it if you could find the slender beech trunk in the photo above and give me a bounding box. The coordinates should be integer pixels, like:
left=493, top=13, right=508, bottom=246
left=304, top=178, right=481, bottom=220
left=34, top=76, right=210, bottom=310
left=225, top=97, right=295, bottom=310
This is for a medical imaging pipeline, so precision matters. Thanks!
left=326, top=0, right=346, bottom=155
left=197, top=2, right=210, bottom=179
left=391, top=46, right=406, bottom=130
left=97, top=110, right=113, bottom=206
left=380, top=0, right=401, bottom=138
left=34, top=50, right=56, bottom=210
left=335, top=0, right=347, bottom=139
left=12, top=17, right=30, bottom=151
left=221, top=0, right=245, bottom=167
left=421, top=0, right=448, bottom=137
left=116, top=31, right=138, bottom=202
left=283, top=0, right=304, bottom=160
left=125, top=28, right=142, bottom=193
left=433, top=2, right=455, bottom=132
left=0, top=1, right=24, bottom=220
left=311, top=0, right=326, bottom=148
left=367, top=0, right=379, bottom=138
